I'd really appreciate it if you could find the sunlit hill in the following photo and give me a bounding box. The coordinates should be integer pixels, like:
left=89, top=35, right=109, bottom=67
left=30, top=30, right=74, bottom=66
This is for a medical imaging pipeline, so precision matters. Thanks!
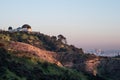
left=0, top=25, right=119, bottom=80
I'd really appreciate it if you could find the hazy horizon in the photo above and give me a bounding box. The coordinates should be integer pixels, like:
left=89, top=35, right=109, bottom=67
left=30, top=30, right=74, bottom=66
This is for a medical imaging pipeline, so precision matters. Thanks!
left=0, top=0, right=120, bottom=50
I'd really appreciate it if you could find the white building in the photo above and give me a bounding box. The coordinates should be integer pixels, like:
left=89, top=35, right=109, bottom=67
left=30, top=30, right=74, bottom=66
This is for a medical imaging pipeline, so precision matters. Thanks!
left=8, top=24, right=32, bottom=32
left=22, top=24, right=32, bottom=32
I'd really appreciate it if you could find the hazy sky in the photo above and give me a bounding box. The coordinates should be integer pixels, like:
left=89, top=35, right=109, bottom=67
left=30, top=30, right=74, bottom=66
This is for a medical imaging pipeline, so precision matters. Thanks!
left=0, top=0, right=120, bottom=49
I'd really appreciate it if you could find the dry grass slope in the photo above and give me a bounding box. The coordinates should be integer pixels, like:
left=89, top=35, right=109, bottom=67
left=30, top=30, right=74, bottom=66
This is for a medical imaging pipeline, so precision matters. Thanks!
left=5, top=41, right=62, bottom=66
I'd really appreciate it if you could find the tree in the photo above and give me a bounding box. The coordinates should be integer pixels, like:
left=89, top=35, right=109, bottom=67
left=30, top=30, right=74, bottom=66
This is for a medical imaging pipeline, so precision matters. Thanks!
left=51, top=36, right=57, bottom=42
left=58, top=34, right=67, bottom=44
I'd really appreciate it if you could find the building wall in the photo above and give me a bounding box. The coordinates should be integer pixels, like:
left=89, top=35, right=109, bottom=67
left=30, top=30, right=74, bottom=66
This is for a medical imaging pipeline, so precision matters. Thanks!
left=8, top=27, right=32, bottom=32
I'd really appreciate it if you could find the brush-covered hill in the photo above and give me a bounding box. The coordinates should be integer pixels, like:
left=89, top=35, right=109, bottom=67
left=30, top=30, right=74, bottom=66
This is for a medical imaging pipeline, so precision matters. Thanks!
left=0, top=31, right=83, bottom=53
left=0, top=31, right=104, bottom=80
left=0, top=47, right=91, bottom=80
left=0, top=31, right=119, bottom=80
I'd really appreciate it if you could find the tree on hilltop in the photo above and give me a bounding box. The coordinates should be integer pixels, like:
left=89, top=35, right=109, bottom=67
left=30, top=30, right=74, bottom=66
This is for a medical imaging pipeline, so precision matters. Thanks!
left=58, top=34, right=67, bottom=44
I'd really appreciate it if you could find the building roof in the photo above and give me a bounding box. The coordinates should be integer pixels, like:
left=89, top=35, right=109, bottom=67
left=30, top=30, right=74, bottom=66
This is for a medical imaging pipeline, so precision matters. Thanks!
left=8, top=27, right=12, bottom=30
left=22, top=24, right=31, bottom=29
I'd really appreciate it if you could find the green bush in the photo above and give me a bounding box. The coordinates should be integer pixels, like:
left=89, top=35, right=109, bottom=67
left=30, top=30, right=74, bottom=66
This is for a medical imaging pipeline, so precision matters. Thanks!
left=21, top=34, right=28, bottom=39
left=0, top=34, right=10, bottom=41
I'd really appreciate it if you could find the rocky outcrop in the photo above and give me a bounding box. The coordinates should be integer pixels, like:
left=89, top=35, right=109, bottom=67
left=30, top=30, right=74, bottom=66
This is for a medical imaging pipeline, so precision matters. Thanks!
left=85, top=57, right=100, bottom=76
left=58, top=52, right=99, bottom=74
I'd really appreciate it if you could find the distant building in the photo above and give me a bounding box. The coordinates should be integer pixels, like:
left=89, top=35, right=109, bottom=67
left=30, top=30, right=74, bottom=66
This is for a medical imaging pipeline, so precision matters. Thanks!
left=8, top=26, right=13, bottom=32
left=22, top=24, right=32, bottom=32
left=8, top=24, right=32, bottom=32
left=17, top=27, right=22, bottom=31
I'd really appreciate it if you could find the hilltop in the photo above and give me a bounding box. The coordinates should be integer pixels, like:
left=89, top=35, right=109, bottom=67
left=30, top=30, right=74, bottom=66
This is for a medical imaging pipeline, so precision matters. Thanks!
left=0, top=31, right=120, bottom=80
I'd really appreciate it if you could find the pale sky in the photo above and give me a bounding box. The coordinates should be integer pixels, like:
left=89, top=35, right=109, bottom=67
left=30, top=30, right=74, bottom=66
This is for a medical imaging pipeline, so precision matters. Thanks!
left=0, top=0, right=120, bottom=49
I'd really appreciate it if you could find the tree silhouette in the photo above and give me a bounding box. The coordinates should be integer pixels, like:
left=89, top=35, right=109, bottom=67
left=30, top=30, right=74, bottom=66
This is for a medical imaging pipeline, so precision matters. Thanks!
left=51, top=36, right=57, bottom=42
left=58, top=34, right=67, bottom=44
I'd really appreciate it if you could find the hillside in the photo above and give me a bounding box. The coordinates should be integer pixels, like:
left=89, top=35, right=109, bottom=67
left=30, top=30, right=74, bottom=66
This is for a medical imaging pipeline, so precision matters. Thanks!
left=0, top=31, right=120, bottom=80
left=0, top=31, right=83, bottom=53
left=0, top=47, right=91, bottom=80
left=5, top=41, right=62, bottom=66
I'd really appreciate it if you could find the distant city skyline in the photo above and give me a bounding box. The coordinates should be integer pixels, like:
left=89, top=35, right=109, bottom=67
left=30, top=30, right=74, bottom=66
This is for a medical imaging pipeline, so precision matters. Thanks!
left=0, top=0, right=120, bottom=49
